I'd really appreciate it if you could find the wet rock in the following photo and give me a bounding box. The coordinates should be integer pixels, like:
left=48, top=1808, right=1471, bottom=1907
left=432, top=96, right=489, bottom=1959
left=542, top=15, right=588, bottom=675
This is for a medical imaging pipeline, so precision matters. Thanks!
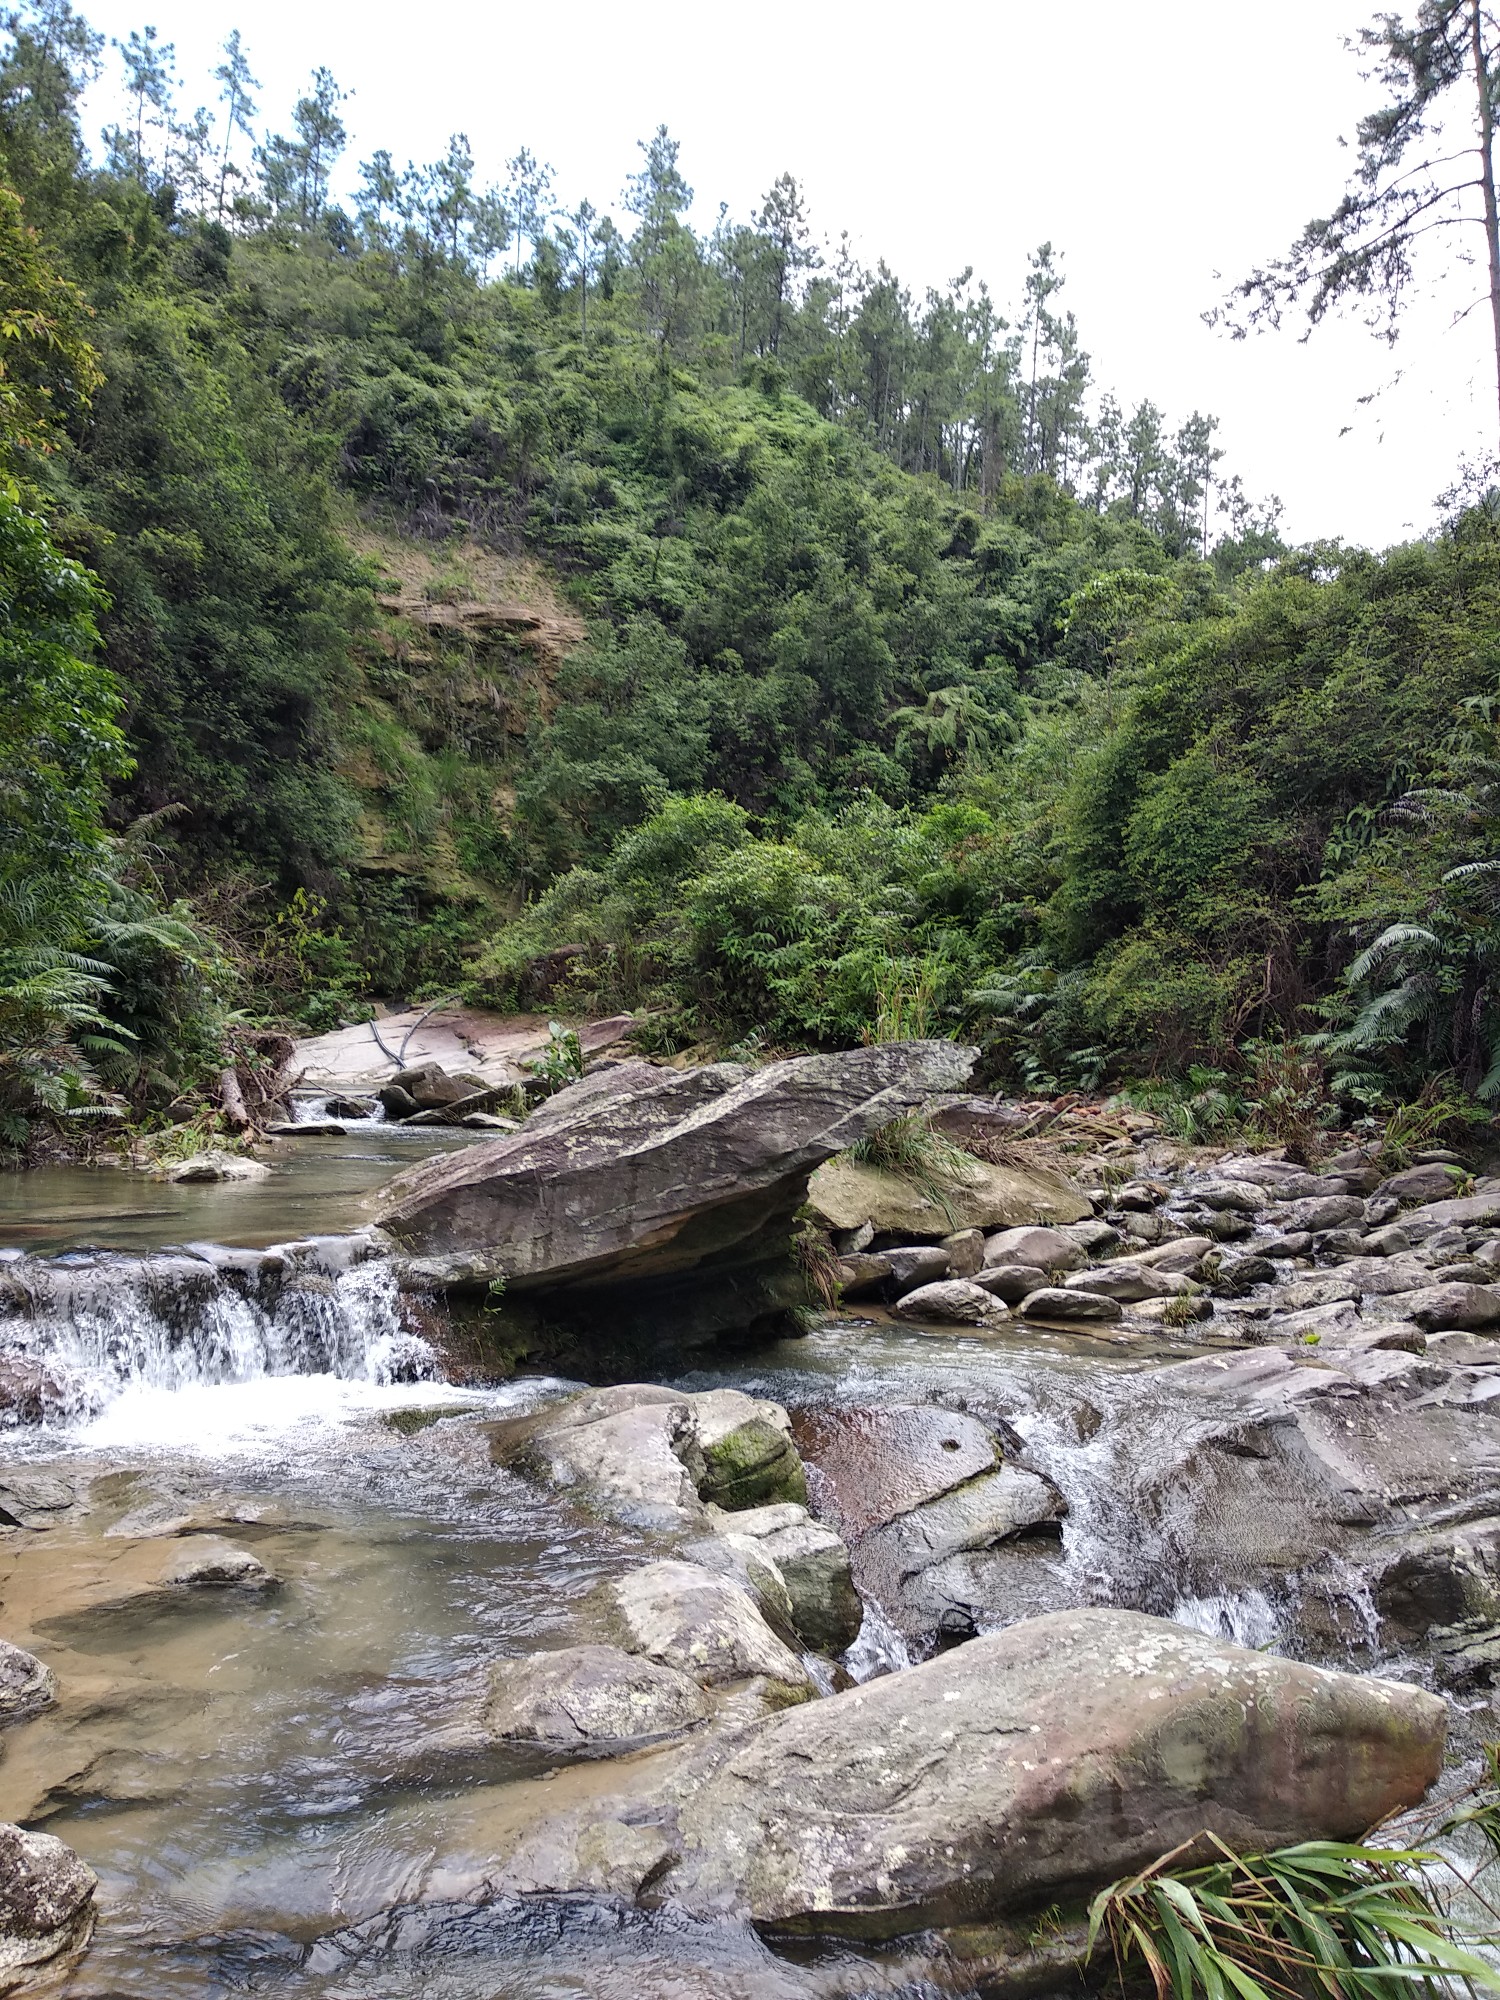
left=1200, top=1210, right=1255, bottom=1241
left=710, top=1504, right=862, bottom=1654
left=0, top=1358, right=64, bottom=1429
left=488, top=1385, right=807, bottom=1529
left=0, top=1641, right=55, bottom=1722
left=1401, top=1283, right=1500, bottom=1332
left=893, top=1279, right=1008, bottom=1326
left=858, top=1466, right=1063, bottom=1584
left=377, top=1083, right=420, bottom=1119
left=938, top=1228, right=985, bottom=1278
left=324, top=1094, right=378, bottom=1119
left=983, top=1226, right=1085, bottom=1272
left=380, top=1043, right=978, bottom=1328
left=1119, top=1212, right=1179, bottom=1244
left=0, top=1823, right=97, bottom=1982
left=161, top=1540, right=278, bottom=1590
left=265, top=1118, right=348, bottom=1137
left=832, top=1251, right=891, bottom=1298
left=1380, top=1163, right=1464, bottom=1204
left=1364, top=1196, right=1401, bottom=1228
left=693, top=1391, right=807, bottom=1510
left=648, top=1608, right=1446, bottom=1935
left=1192, top=1179, right=1267, bottom=1214
left=480, top=1644, right=710, bottom=1751
left=1278, top=1195, right=1367, bottom=1234
left=791, top=1406, right=998, bottom=1537
left=164, top=1151, right=271, bottom=1183
left=1210, top=1253, right=1277, bottom=1294
left=1260, top=1231, right=1314, bottom=1259
left=883, top=1245, right=950, bottom=1291
left=1020, top=1286, right=1123, bottom=1323
left=972, top=1262, right=1049, bottom=1304
left=605, top=1561, right=814, bottom=1700
left=389, top=1062, right=475, bottom=1111
left=1315, top=1229, right=1369, bottom=1261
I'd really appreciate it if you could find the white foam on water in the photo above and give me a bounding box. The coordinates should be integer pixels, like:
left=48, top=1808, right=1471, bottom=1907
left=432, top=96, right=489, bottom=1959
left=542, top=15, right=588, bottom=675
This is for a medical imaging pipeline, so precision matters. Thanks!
left=74, top=1371, right=487, bottom=1453
left=1172, top=1587, right=1282, bottom=1650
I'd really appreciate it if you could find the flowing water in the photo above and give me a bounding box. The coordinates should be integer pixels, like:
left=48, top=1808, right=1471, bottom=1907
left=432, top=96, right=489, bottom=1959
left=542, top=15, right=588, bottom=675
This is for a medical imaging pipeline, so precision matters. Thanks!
left=0, top=1167, right=1448, bottom=1995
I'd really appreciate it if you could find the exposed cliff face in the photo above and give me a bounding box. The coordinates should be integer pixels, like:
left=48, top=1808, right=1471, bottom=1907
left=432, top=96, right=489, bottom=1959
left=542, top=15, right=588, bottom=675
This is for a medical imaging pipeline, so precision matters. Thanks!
left=337, top=524, right=585, bottom=904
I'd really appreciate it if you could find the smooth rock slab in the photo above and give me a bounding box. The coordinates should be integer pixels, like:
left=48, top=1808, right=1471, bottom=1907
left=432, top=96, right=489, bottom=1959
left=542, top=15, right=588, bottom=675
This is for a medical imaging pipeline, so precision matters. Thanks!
left=653, top=1608, right=1446, bottom=1936
left=481, top=1644, right=709, bottom=1751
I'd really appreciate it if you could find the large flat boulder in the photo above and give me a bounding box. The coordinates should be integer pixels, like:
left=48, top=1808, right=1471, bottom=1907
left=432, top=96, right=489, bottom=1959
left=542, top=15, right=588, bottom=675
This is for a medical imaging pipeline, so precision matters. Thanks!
left=655, top=1608, right=1444, bottom=1935
left=376, top=1043, right=976, bottom=1297
left=481, top=1609, right=1444, bottom=1940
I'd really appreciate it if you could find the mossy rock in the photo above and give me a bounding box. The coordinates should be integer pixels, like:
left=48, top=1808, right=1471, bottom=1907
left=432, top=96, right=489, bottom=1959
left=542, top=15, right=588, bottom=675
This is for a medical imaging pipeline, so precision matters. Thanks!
left=698, top=1416, right=809, bottom=1510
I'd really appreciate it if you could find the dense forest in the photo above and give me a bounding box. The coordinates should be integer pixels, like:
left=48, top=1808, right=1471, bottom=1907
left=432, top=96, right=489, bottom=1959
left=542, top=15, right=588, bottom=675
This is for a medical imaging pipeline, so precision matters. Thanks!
left=3, top=0, right=1499, bottom=1154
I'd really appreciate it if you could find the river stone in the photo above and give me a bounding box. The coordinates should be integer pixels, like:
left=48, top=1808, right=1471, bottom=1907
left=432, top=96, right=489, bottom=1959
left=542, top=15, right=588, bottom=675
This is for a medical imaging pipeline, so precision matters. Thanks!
left=1277, top=1194, right=1367, bottom=1234
left=972, top=1262, right=1049, bottom=1303
left=710, top=1504, right=862, bottom=1655
left=939, top=1228, right=986, bottom=1277
left=161, top=1540, right=277, bottom=1590
left=1063, top=1263, right=1184, bottom=1302
left=0, top=1642, right=55, bottom=1723
left=790, top=1406, right=998, bottom=1537
left=893, top=1279, right=1007, bottom=1326
left=650, top=1608, right=1445, bottom=1935
left=1062, top=1217, right=1121, bottom=1255
left=0, top=1823, right=97, bottom=1979
left=1380, top=1163, right=1464, bottom=1204
left=1399, top=1190, right=1500, bottom=1231
left=480, top=1644, right=710, bottom=1750
left=1363, top=1223, right=1412, bottom=1257
left=834, top=1251, right=892, bottom=1297
left=165, top=1151, right=272, bottom=1184
left=1400, top=1283, right=1500, bottom=1331
left=1020, top=1286, right=1123, bottom=1323
left=1118, top=1235, right=1214, bottom=1272
left=606, top=1561, right=813, bottom=1699
left=983, top=1226, right=1086, bottom=1272
left=379, top=1042, right=977, bottom=1296
left=489, top=1387, right=701, bottom=1529
left=1191, top=1179, right=1267, bottom=1214
left=883, top=1245, right=950, bottom=1290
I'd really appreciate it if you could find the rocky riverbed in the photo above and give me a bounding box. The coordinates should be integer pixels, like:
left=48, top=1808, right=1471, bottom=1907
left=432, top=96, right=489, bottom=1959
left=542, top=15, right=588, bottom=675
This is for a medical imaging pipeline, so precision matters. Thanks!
left=1, top=1047, right=1498, bottom=1994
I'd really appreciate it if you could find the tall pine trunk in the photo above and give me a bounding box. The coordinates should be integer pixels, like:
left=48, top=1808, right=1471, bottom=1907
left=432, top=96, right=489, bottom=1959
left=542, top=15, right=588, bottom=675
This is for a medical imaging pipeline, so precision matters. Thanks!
left=1474, top=0, right=1500, bottom=444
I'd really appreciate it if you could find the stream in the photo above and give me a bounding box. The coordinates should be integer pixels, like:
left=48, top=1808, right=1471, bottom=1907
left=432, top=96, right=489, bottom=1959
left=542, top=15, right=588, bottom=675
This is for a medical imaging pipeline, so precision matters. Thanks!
left=0, top=1145, right=1476, bottom=1996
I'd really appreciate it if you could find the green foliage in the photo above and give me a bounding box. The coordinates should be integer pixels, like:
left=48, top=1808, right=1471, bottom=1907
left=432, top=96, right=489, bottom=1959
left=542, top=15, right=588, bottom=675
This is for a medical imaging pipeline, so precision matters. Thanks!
left=1088, top=1827, right=1500, bottom=2000
left=5, top=2, right=1500, bottom=1126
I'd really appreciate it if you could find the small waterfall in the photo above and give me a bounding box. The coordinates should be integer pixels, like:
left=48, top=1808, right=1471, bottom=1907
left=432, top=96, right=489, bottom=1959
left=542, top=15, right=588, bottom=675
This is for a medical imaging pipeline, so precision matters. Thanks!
left=0, top=1235, right=436, bottom=1428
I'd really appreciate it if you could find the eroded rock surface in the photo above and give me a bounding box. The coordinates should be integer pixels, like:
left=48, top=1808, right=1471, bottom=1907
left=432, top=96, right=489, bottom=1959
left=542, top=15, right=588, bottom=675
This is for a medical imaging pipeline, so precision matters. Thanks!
left=479, top=1609, right=1444, bottom=1940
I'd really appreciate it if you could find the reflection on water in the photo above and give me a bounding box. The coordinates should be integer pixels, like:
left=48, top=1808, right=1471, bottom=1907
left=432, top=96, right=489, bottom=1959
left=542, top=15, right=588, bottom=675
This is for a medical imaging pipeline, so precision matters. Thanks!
left=0, top=1130, right=480, bottom=1255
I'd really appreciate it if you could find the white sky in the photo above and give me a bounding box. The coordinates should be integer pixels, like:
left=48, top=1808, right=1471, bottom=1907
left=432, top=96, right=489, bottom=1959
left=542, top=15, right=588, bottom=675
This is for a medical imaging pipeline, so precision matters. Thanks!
left=70, top=0, right=1500, bottom=549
